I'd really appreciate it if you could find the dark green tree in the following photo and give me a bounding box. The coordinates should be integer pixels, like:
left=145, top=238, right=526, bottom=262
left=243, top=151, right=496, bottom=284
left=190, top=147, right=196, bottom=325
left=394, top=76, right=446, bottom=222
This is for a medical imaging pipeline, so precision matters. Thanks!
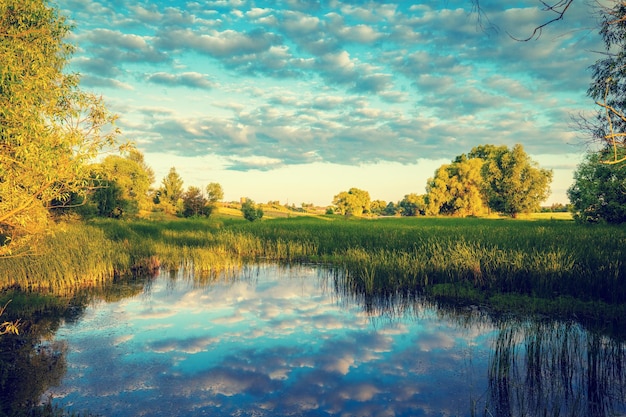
left=568, top=148, right=626, bottom=223
left=383, top=201, right=398, bottom=216
left=182, top=186, right=211, bottom=217
left=241, top=198, right=263, bottom=222
left=92, top=181, right=131, bottom=218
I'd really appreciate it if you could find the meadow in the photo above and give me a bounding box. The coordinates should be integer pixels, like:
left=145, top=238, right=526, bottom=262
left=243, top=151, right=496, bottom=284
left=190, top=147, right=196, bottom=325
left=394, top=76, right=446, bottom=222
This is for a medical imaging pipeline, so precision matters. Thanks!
left=1, top=215, right=624, bottom=321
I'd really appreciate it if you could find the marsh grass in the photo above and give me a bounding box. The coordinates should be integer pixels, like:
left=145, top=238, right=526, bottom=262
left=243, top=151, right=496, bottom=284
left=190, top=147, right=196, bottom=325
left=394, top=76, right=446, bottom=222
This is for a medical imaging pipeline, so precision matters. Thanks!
left=1, top=216, right=625, bottom=310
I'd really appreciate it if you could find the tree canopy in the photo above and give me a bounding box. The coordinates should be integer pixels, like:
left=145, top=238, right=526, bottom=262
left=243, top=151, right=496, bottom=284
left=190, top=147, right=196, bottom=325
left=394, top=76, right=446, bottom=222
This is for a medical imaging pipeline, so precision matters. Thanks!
left=426, top=144, right=552, bottom=218
left=0, top=0, right=118, bottom=255
left=568, top=148, right=626, bottom=223
left=333, top=188, right=371, bottom=216
left=481, top=144, right=553, bottom=217
left=157, top=167, right=184, bottom=215
left=426, top=157, right=487, bottom=217
left=241, top=198, right=263, bottom=222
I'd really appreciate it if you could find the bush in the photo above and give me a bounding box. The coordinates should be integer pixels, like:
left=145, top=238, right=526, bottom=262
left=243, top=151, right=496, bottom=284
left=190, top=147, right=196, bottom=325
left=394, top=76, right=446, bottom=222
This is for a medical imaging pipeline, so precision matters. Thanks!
left=241, top=199, right=263, bottom=222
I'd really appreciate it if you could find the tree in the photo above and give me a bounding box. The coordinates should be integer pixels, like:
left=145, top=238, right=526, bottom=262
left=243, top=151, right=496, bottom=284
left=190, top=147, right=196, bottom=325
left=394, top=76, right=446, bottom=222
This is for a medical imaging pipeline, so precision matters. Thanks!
left=583, top=2, right=626, bottom=164
left=241, top=198, right=263, bottom=222
left=206, top=182, right=224, bottom=204
left=182, top=186, right=211, bottom=217
left=426, top=157, right=487, bottom=217
left=332, top=188, right=371, bottom=216
left=567, top=148, right=626, bottom=223
left=383, top=202, right=398, bottom=216
left=87, top=153, right=152, bottom=219
left=0, top=0, right=119, bottom=255
left=369, top=200, right=387, bottom=216
left=481, top=144, right=553, bottom=217
left=399, top=194, right=427, bottom=216
left=92, top=181, right=128, bottom=218
left=158, top=167, right=184, bottom=215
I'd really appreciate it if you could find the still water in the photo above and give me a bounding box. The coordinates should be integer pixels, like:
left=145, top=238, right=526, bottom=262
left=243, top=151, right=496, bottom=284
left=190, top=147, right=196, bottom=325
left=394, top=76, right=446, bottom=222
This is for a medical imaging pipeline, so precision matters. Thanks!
left=40, top=264, right=626, bottom=417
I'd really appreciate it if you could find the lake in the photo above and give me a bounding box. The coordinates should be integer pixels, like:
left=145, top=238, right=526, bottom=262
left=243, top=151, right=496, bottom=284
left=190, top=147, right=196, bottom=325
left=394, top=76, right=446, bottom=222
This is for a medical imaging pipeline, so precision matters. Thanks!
left=34, top=264, right=626, bottom=416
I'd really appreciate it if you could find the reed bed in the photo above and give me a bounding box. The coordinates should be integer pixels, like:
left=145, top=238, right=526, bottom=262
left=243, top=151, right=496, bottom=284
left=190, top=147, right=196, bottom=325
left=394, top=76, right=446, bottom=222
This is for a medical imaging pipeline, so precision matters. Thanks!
left=1, top=216, right=625, bottom=307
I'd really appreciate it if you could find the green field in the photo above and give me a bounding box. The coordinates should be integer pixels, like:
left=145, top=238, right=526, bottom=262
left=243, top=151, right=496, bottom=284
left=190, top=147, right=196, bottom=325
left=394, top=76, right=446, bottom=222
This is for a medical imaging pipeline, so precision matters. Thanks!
left=1, top=215, right=624, bottom=322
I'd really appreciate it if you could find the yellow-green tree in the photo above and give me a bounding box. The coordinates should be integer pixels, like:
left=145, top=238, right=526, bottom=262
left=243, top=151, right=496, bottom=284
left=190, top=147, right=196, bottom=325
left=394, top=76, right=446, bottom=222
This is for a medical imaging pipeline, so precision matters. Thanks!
left=0, top=0, right=118, bottom=255
left=333, top=188, right=371, bottom=216
left=91, top=153, right=152, bottom=218
left=482, top=144, right=553, bottom=217
left=426, top=157, right=487, bottom=217
left=399, top=193, right=427, bottom=216
left=158, top=167, right=184, bottom=215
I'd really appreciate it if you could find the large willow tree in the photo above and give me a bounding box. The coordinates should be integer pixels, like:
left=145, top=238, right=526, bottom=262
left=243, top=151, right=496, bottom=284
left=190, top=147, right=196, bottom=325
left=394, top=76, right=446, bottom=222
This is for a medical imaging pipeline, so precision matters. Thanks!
left=0, top=0, right=118, bottom=255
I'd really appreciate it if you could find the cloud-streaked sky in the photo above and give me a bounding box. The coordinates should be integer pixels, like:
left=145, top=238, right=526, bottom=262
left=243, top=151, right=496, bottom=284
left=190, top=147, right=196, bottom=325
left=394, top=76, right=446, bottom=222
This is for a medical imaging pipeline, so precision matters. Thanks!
left=57, top=0, right=602, bottom=205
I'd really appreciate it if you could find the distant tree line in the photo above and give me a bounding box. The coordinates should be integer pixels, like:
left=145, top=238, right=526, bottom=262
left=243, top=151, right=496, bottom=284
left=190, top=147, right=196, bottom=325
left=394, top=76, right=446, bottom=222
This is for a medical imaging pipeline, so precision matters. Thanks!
left=332, top=144, right=553, bottom=219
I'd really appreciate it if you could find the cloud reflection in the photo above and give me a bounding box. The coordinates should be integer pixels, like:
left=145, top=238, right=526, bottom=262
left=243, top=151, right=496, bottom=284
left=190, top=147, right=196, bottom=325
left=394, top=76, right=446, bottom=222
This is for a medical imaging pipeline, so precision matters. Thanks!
left=45, top=265, right=498, bottom=416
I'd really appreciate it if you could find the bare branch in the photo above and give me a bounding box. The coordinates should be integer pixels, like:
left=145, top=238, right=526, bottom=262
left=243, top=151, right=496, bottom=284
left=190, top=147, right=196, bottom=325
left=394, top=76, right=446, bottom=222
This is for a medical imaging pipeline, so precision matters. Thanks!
left=508, top=0, right=575, bottom=41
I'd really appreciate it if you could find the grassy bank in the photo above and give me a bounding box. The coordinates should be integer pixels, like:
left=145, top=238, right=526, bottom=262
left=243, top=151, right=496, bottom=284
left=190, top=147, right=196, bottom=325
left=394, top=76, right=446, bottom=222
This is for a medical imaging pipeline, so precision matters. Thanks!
left=1, top=215, right=624, bottom=309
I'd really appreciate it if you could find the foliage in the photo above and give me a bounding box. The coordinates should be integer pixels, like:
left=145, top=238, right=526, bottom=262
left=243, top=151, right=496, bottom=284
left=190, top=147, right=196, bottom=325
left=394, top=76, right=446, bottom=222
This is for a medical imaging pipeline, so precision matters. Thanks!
left=399, top=193, right=427, bottom=216
left=92, top=180, right=132, bottom=218
left=182, top=186, right=212, bottom=217
left=568, top=148, right=626, bottom=223
left=480, top=144, right=552, bottom=217
left=206, top=182, right=224, bottom=204
left=158, top=167, right=184, bottom=215
left=426, top=157, right=487, bottom=216
left=369, top=199, right=388, bottom=215
left=332, top=187, right=371, bottom=216
left=425, top=144, right=551, bottom=218
left=384, top=202, right=398, bottom=216
left=241, top=198, right=263, bottom=221
left=586, top=2, right=626, bottom=163
left=0, top=0, right=119, bottom=255
left=0, top=300, right=20, bottom=335
left=90, top=153, right=152, bottom=218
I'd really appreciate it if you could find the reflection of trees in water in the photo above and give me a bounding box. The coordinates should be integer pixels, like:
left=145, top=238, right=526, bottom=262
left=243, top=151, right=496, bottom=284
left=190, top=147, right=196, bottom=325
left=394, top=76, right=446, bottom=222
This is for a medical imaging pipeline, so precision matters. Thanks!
left=0, top=273, right=152, bottom=414
left=487, top=320, right=626, bottom=417
left=0, top=328, right=67, bottom=414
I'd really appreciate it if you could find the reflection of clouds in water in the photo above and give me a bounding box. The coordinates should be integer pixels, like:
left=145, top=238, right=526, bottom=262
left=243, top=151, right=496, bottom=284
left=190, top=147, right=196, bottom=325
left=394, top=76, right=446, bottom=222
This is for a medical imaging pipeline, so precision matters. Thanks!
left=45, top=266, right=497, bottom=416
left=112, top=334, right=134, bottom=345
left=416, top=330, right=456, bottom=352
left=149, top=336, right=216, bottom=354
left=135, top=306, right=177, bottom=320
left=211, top=311, right=245, bottom=325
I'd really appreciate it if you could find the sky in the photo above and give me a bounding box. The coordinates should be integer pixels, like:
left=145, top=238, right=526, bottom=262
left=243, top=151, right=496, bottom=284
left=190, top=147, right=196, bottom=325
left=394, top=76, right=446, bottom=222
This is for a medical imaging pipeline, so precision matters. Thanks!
left=55, top=0, right=604, bottom=206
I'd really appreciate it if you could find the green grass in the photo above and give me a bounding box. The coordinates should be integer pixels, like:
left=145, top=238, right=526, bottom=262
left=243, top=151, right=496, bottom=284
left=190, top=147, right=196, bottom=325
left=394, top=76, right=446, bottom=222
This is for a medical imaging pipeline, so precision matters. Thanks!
left=1, top=216, right=625, bottom=316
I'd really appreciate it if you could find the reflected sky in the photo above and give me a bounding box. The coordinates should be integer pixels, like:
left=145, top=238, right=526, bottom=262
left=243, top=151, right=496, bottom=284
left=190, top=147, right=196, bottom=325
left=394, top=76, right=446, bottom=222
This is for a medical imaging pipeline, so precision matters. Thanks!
left=43, top=265, right=498, bottom=416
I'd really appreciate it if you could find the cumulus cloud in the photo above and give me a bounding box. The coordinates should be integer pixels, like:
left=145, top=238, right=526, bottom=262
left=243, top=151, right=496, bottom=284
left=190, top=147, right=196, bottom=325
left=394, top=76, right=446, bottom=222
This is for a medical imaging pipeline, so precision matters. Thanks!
left=146, top=72, right=215, bottom=89
left=56, top=0, right=602, bottom=204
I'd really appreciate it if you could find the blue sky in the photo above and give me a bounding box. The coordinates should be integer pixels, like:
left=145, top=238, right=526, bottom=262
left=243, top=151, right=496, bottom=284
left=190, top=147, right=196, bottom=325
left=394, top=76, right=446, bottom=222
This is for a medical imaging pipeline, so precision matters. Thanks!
left=57, top=0, right=602, bottom=205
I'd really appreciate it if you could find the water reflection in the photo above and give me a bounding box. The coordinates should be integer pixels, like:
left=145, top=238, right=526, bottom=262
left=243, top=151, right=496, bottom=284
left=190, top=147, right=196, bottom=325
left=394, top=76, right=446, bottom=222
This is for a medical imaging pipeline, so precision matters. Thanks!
left=16, top=265, right=626, bottom=416
left=487, top=320, right=626, bottom=417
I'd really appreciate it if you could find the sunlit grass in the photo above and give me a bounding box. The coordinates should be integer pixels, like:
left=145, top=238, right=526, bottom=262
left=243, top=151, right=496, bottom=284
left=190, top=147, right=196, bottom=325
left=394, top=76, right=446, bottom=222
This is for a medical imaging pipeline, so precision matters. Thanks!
left=1, top=216, right=624, bottom=309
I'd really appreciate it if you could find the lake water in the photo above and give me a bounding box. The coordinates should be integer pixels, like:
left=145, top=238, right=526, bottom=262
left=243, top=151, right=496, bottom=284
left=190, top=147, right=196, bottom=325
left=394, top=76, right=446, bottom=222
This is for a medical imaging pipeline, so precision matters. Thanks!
left=39, top=264, right=626, bottom=417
